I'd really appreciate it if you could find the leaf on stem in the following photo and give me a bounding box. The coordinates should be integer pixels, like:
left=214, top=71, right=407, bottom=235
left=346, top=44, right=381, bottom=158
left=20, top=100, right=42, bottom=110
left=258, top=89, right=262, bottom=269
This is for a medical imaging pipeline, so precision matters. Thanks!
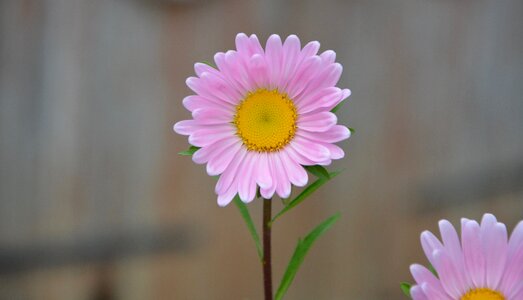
left=271, top=170, right=341, bottom=224
left=178, top=145, right=200, bottom=156
left=202, top=61, right=216, bottom=68
left=400, top=282, right=412, bottom=298
left=275, top=213, right=341, bottom=300
left=304, top=165, right=330, bottom=180
left=428, top=263, right=438, bottom=277
left=233, top=195, right=263, bottom=261
left=330, top=101, right=344, bottom=113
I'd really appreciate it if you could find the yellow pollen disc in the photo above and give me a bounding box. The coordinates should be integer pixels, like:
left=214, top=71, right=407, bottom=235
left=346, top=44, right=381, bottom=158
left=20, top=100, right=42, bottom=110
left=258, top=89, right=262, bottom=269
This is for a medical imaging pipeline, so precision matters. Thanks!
left=461, top=288, right=505, bottom=300
left=233, top=89, right=298, bottom=152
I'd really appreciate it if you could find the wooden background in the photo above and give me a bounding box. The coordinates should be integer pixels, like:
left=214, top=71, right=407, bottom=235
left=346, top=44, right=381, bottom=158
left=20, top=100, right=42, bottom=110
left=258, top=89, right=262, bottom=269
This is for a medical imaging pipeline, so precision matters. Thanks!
left=1, top=0, right=522, bottom=299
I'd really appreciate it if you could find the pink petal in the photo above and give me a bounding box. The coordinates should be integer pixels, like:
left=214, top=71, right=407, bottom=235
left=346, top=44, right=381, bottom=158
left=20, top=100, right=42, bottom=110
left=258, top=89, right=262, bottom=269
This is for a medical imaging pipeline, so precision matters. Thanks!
left=280, top=40, right=320, bottom=92
left=298, top=112, right=337, bottom=132
left=321, top=88, right=351, bottom=112
left=228, top=50, right=258, bottom=93
left=199, top=72, right=243, bottom=104
left=173, top=119, right=199, bottom=135
left=194, top=62, right=219, bottom=77
left=265, top=34, right=283, bottom=89
left=461, top=219, right=486, bottom=288
left=294, top=63, right=342, bottom=100
left=248, top=34, right=265, bottom=55
left=272, top=154, right=291, bottom=198
left=480, top=213, right=498, bottom=231
left=260, top=154, right=278, bottom=199
left=479, top=214, right=508, bottom=289
left=215, top=147, right=247, bottom=194
left=284, top=144, right=318, bottom=165
left=286, top=56, right=322, bottom=99
left=320, top=50, right=336, bottom=64
left=309, top=88, right=351, bottom=113
left=248, top=54, right=269, bottom=89
left=234, top=33, right=251, bottom=55
left=500, top=221, right=523, bottom=293
left=439, top=220, right=471, bottom=289
left=188, top=125, right=235, bottom=147
left=295, top=86, right=339, bottom=105
left=214, top=51, right=253, bottom=95
left=300, top=40, right=320, bottom=59
left=192, top=108, right=233, bottom=125
left=182, top=95, right=234, bottom=112
left=483, top=222, right=508, bottom=289
left=217, top=183, right=237, bottom=207
left=259, top=161, right=277, bottom=199
left=254, top=152, right=272, bottom=189
left=279, top=35, right=301, bottom=88
left=420, top=230, right=444, bottom=270
left=509, top=221, right=523, bottom=251
left=186, top=76, right=236, bottom=105
left=283, top=35, right=301, bottom=54
left=298, top=125, right=351, bottom=143
left=279, top=150, right=308, bottom=187
left=289, top=136, right=330, bottom=163
left=237, top=153, right=256, bottom=203
left=322, top=143, right=345, bottom=160
left=506, top=281, right=523, bottom=299
left=235, top=33, right=264, bottom=57
left=206, top=141, right=242, bottom=176
left=410, top=285, right=428, bottom=300
left=420, top=282, right=452, bottom=300
left=433, top=249, right=466, bottom=298
left=296, top=87, right=342, bottom=114
left=410, top=264, right=443, bottom=290
left=192, top=136, right=238, bottom=164
left=316, top=158, right=332, bottom=166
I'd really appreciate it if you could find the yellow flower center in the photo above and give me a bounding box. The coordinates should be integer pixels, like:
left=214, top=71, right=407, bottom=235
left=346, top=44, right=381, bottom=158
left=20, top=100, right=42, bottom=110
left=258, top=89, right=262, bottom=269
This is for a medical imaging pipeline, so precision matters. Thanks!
left=233, top=89, right=297, bottom=152
left=461, top=288, right=505, bottom=300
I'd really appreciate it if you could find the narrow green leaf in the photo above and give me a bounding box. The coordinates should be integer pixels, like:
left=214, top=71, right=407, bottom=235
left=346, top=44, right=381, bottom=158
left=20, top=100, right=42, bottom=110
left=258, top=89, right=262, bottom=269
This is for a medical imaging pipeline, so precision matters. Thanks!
left=330, top=101, right=345, bottom=113
left=202, top=61, right=216, bottom=68
left=271, top=170, right=341, bottom=224
left=428, top=263, right=438, bottom=277
left=304, top=165, right=330, bottom=180
left=178, top=145, right=200, bottom=156
left=275, top=213, right=340, bottom=300
left=233, top=195, right=263, bottom=261
left=348, top=127, right=355, bottom=134
left=400, top=282, right=412, bottom=298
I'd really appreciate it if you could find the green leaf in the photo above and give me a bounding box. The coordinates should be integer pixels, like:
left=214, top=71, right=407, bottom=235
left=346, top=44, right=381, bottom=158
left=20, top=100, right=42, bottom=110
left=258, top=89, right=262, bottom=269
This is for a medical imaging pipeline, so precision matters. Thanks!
left=428, top=263, right=438, bottom=277
left=178, top=145, right=200, bottom=156
left=271, top=170, right=341, bottom=224
left=400, top=282, right=412, bottom=298
left=348, top=127, right=355, bottom=134
left=202, top=60, right=216, bottom=68
left=275, top=213, right=340, bottom=300
left=233, top=195, right=263, bottom=261
left=330, top=101, right=345, bottom=113
left=304, top=165, right=330, bottom=180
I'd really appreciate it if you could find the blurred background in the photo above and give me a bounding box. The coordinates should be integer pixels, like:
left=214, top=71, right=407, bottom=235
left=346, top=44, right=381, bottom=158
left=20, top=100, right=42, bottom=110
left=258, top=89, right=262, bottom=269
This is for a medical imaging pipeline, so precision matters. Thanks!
left=1, top=0, right=522, bottom=299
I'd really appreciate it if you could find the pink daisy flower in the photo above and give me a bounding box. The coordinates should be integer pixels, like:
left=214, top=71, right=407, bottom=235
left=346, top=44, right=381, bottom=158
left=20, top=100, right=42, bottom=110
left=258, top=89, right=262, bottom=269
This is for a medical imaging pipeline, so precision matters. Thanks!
left=409, top=213, right=523, bottom=300
left=174, top=33, right=351, bottom=206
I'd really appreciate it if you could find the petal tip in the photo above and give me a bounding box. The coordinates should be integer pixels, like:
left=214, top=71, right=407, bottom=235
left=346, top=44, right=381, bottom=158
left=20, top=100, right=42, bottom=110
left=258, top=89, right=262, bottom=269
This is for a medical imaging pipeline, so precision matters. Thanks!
left=217, top=194, right=234, bottom=207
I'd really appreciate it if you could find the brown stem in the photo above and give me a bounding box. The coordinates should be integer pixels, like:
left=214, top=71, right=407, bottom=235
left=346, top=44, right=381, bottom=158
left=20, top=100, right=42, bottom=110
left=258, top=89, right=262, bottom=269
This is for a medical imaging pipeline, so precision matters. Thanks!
left=262, top=198, right=273, bottom=300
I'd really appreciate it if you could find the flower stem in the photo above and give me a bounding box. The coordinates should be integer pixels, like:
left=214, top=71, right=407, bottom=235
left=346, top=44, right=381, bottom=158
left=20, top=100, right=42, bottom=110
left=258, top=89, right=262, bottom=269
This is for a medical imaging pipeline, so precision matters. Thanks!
left=262, top=197, right=273, bottom=300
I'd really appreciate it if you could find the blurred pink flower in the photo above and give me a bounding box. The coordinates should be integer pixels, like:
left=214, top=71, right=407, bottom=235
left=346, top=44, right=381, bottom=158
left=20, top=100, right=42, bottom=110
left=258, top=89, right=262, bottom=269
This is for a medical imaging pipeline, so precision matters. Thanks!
left=174, top=33, right=350, bottom=206
left=410, top=213, right=523, bottom=300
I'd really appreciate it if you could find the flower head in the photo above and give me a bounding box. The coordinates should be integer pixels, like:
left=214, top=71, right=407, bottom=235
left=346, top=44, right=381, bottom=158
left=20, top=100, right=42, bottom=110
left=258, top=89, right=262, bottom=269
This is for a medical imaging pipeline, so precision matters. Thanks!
left=174, top=33, right=351, bottom=206
left=409, top=214, right=523, bottom=300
